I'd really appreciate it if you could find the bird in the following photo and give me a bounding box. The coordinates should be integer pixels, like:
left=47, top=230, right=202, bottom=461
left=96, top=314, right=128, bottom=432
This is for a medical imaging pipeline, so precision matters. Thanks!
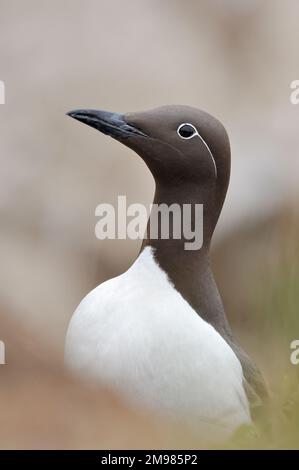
left=65, top=105, right=268, bottom=442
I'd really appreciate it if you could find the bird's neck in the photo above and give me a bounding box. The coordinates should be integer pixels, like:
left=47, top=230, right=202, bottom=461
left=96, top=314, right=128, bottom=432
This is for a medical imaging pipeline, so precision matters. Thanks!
left=141, top=183, right=233, bottom=340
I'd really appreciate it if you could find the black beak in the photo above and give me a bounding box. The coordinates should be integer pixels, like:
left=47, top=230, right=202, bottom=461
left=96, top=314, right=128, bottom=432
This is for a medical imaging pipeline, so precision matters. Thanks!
left=67, top=109, right=147, bottom=140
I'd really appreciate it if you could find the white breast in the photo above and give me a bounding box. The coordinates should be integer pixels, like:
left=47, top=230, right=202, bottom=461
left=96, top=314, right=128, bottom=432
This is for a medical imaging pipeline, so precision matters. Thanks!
left=65, top=247, right=250, bottom=441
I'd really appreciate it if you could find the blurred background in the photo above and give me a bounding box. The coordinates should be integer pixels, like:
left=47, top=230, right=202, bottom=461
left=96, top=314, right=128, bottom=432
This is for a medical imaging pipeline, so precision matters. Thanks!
left=0, top=0, right=298, bottom=449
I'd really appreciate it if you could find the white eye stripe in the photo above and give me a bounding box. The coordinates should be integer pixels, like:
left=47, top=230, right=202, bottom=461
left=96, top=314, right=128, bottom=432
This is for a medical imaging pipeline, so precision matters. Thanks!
left=194, top=129, right=218, bottom=179
left=177, top=123, right=218, bottom=178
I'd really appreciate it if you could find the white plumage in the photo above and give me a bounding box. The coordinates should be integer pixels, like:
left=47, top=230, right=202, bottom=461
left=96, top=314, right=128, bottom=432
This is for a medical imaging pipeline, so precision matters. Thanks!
left=65, top=247, right=250, bottom=441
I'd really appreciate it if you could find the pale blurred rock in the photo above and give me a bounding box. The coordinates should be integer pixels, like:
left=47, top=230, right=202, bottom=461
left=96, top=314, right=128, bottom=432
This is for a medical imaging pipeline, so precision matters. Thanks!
left=0, top=307, right=188, bottom=449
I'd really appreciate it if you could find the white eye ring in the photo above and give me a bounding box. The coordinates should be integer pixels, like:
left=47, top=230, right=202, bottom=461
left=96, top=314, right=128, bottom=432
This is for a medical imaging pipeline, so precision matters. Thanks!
left=177, top=123, right=197, bottom=139
left=176, top=122, right=218, bottom=178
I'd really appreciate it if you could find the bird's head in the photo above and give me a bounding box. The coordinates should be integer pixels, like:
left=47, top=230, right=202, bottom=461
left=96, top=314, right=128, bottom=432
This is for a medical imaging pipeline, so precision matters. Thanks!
left=67, top=105, right=231, bottom=229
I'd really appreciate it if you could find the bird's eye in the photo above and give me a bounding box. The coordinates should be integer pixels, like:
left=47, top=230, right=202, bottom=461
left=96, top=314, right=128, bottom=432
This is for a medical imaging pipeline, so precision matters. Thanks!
left=177, top=123, right=197, bottom=139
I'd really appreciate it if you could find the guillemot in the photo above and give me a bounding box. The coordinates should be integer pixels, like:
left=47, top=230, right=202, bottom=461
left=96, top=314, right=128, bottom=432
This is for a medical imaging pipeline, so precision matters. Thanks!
left=65, top=105, right=267, bottom=441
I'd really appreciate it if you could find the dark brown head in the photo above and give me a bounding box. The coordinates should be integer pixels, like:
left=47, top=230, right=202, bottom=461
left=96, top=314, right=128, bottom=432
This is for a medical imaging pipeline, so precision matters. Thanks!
left=67, top=105, right=231, bottom=240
